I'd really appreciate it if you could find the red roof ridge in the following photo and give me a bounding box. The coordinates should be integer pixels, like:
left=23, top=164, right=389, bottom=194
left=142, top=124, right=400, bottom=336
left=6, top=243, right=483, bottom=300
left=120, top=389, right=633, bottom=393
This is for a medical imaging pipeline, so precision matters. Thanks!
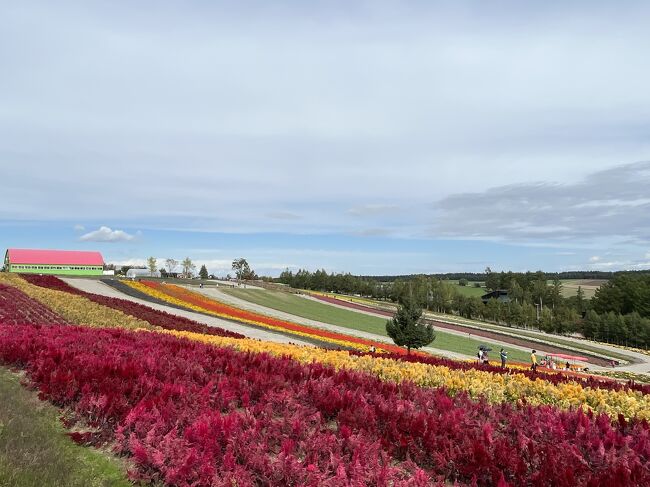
left=6, top=248, right=104, bottom=266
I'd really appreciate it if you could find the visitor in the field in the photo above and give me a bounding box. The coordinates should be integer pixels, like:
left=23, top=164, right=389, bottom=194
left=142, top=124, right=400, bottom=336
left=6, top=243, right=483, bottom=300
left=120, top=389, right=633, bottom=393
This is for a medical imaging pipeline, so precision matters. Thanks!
left=500, top=348, right=507, bottom=368
left=530, top=350, right=538, bottom=372
left=477, top=349, right=483, bottom=364
left=482, top=350, right=489, bottom=364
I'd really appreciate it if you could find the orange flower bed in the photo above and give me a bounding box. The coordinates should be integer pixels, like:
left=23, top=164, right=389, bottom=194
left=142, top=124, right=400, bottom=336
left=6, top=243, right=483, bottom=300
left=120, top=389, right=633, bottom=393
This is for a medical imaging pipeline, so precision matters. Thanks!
left=139, top=281, right=413, bottom=355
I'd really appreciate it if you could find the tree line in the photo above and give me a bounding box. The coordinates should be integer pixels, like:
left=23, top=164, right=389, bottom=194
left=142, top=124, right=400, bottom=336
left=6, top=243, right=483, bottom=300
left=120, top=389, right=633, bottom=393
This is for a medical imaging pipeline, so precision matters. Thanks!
left=109, top=257, right=258, bottom=283
left=363, top=270, right=640, bottom=282
left=278, top=268, right=650, bottom=348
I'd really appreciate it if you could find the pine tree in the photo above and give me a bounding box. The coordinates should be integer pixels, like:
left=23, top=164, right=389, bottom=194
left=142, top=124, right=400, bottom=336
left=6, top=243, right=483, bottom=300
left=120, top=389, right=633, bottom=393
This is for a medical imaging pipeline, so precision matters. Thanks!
left=576, top=286, right=585, bottom=314
left=386, top=297, right=436, bottom=354
left=199, top=265, right=209, bottom=280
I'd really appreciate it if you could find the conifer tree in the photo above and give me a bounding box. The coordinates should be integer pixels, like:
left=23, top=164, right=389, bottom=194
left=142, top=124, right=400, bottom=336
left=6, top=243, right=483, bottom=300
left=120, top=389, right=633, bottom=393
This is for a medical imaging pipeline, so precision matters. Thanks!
left=386, top=296, right=436, bottom=354
left=199, top=264, right=209, bottom=280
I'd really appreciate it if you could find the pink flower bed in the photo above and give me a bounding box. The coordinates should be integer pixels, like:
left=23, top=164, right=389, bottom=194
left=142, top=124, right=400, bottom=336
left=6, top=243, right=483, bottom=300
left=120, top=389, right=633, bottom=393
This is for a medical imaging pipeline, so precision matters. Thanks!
left=0, top=323, right=648, bottom=486
left=21, top=275, right=243, bottom=339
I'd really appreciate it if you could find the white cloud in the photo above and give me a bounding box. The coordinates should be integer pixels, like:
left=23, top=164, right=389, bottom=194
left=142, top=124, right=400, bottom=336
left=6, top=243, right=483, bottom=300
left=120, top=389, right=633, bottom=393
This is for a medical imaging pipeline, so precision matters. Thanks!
left=73, top=224, right=85, bottom=231
left=79, top=226, right=136, bottom=242
left=589, top=256, right=601, bottom=262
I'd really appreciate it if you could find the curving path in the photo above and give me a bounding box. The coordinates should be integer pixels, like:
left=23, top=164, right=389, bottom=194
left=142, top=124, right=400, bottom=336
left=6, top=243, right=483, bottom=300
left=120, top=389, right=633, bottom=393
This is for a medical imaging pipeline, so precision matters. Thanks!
left=61, top=278, right=314, bottom=347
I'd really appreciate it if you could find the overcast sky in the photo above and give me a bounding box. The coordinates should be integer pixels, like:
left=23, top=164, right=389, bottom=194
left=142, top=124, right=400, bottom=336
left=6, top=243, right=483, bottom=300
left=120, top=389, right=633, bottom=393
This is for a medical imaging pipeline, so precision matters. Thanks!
left=1, top=1, right=649, bottom=275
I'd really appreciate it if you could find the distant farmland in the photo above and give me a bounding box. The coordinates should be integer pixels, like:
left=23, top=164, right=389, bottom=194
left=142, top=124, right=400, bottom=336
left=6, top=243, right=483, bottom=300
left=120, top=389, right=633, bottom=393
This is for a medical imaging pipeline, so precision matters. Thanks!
left=560, top=279, right=606, bottom=299
left=452, top=279, right=606, bottom=299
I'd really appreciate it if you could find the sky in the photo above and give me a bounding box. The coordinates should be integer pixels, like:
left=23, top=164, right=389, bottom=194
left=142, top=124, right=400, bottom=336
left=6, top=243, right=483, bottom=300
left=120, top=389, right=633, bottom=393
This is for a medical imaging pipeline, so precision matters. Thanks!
left=1, top=1, right=650, bottom=276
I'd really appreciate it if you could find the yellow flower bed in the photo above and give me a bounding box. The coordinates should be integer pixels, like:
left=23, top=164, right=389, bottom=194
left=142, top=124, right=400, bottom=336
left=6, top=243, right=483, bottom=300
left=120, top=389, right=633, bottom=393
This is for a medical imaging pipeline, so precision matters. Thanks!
left=0, top=274, right=156, bottom=330
left=159, top=329, right=650, bottom=420
left=125, top=281, right=374, bottom=351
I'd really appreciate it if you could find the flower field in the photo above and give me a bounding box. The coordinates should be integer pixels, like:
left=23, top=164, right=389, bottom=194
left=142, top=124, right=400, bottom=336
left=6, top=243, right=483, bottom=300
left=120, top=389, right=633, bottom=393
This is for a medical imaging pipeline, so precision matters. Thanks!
left=165, top=330, right=650, bottom=419
left=0, top=273, right=154, bottom=330
left=2, top=323, right=650, bottom=486
left=22, top=275, right=243, bottom=339
left=2, top=274, right=650, bottom=485
left=127, top=280, right=406, bottom=353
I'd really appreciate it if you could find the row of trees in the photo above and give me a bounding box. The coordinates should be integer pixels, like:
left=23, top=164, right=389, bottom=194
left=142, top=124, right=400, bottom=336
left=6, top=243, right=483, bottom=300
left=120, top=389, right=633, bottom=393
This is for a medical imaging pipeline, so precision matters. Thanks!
left=591, top=273, right=650, bottom=318
left=583, top=310, right=650, bottom=348
left=277, top=268, right=650, bottom=347
left=112, top=257, right=257, bottom=283
left=367, top=270, right=622, bottom=283
left=277, top=269, right=391, bottom=297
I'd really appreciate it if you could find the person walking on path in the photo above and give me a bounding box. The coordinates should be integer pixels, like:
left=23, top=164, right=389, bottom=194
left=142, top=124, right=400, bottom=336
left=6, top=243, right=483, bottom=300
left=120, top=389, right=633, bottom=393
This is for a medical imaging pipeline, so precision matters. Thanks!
left=530, top=349, right=538, bottom=372
left=500, top=348, right=508, bottom=368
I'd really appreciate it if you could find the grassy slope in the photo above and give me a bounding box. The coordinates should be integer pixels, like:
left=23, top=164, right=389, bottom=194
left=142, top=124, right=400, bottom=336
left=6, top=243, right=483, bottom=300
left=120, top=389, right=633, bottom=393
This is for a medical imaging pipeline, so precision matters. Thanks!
left=220, top=288, right=531, bottom=362
left=319, top=284, right=629, bottom=361
left=336, top=294, right=629, bottom=361
left=453, top=285, right=486, bottom=298
left=0, top=367, right=131, bottom=487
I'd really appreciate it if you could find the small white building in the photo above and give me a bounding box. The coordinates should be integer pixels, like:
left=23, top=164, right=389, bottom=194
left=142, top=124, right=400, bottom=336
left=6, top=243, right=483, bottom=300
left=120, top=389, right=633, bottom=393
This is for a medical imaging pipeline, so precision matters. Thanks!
left=126, top=268, right=160, bottom=279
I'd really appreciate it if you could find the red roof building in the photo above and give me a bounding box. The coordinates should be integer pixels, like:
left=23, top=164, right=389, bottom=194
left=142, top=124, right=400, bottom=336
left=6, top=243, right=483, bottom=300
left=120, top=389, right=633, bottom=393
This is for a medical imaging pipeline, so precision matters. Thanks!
left=4, top=248, right=105, bottom=276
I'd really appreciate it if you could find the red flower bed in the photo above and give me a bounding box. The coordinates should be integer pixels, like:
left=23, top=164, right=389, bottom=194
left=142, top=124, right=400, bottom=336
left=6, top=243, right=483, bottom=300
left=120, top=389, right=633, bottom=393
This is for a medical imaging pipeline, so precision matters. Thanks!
left=0, top=283, right=68, bottom=325
left=1, top=323, right=648, bottom=486
left=21, top=275, right=243, bottom=339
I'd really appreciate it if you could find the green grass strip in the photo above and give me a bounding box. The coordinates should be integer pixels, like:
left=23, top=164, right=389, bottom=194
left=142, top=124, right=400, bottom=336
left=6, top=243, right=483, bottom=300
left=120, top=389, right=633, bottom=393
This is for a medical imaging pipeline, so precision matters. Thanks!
left=0, top=367, right=131, bottom=487
left=220, top=288, right=532, bottom=362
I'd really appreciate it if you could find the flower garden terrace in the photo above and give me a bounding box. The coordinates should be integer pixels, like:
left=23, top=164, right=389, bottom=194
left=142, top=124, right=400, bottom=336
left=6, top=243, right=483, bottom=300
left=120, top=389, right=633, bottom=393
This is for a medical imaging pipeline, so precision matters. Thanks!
left=129, top=279, right=647, bottom=371
left=1, top=273, right=650, bottom=486
left=13, top=274, right=650, bottom=394
left=1, top=323, right=650, bottom=486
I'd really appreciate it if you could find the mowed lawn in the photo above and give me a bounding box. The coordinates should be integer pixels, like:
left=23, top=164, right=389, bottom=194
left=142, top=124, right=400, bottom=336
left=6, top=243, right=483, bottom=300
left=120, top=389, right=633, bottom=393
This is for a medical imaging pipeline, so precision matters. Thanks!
left=220, top=288, right=531, bottom=362
left=452, top=284, right=486, bottom=298
left=0, top=367, right=131, bottom=487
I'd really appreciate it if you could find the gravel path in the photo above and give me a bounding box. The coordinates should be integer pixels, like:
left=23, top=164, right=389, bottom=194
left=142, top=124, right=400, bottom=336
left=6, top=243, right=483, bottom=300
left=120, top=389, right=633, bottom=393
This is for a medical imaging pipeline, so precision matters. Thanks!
left=61, top=278, right=314, bottom=346
left=190, top=286, right=472, bottom=360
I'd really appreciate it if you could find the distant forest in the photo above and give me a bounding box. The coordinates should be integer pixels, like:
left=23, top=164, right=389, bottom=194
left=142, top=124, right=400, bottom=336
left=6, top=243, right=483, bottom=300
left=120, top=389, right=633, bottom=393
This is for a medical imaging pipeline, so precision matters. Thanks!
left=362, top=270, right=649, bottom=282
